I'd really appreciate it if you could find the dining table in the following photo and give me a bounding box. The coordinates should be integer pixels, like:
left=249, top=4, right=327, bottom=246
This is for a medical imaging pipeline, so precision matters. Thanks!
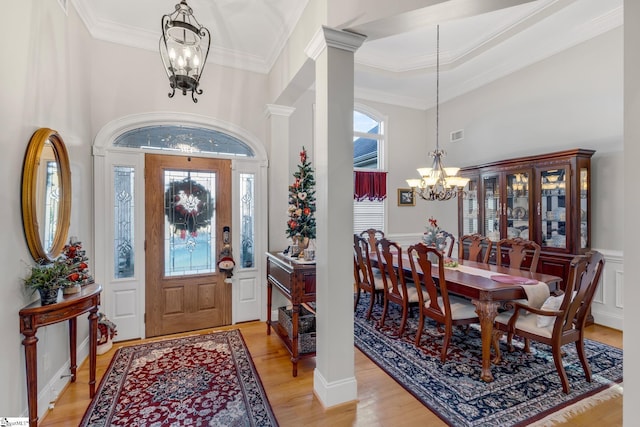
left=372, top=255, right=562, bottom=382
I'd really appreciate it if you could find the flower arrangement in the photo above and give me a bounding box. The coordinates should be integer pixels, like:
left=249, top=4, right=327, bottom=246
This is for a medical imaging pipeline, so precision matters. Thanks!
left=423, top=217, right=448, bottom=253
left=286, top=147, right=316, bottom=240
left=23, top=259, right=70, bottom=293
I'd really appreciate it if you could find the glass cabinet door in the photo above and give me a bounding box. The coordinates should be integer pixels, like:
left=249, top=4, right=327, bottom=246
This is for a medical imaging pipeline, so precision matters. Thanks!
left=483, top=175, right=500, bottom=241
left=461, top=178, right=479, bottom=235
left=539, top=166, right=569, bottom=250
left=505, top=171, right=530, bottom=241
left=579, top=167, right=588, bottom=249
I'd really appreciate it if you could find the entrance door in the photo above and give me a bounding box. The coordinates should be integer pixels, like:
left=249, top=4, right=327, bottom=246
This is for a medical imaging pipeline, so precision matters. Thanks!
left=145, top=154, right=232, bottom=337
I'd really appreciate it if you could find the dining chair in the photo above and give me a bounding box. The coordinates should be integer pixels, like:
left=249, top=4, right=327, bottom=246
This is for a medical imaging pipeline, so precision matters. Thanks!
left=360, top=228, right=385, bottom=251
left=360, top=228, right=385, bottom=275
left=492, top=251, right=605, bottom=394
left=458, top=234, right=493, bottom=264
left=439, top=230, right=456, bottom=258
left=353, top=234, right=385, bottom=320
left=375, top=238, right=424, bottom=337
left=495, top=237, right=541, bottom=273
left=408, top=243, right=479, bottom=362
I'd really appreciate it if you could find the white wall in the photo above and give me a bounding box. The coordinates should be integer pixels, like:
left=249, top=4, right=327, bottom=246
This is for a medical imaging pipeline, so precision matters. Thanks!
left=623, top=0, right=639, bottom=423
left=89, top=40, right=270, bottom=146
left=0, top=2, right=94, bottom=417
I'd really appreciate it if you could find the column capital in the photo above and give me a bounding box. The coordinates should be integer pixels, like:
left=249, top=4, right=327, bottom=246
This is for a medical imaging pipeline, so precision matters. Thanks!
left=265, top=104, right=296, bottom=118
left=305, top=26, right=367, bottom=61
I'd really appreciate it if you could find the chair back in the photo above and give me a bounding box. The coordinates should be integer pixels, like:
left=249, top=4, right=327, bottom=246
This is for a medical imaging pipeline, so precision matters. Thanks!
left=496, top=237, right=541, bottom=272
left=440, top=231, right=456, bottom=258
left=559, top=251, right=605, bottom=333
left=360, top=228, right=385, bottom=251
left=353, top=234, right=376, bottom=292
left=458, top=234, right=492, bottom=263
left=408, top=243, right=449, bottom=323
left=376, top=238, right=409, bottom=298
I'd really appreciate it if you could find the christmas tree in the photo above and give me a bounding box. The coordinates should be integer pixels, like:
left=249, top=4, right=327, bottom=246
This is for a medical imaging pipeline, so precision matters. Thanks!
left=286, top=147, right=316, bottom=240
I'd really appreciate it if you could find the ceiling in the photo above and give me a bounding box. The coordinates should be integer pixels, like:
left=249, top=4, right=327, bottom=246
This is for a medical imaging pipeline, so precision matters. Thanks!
left=72, top=0, right=622, bottom=110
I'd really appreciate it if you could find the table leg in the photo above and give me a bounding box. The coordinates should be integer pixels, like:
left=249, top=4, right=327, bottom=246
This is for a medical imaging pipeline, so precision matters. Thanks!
left=267, top=282, right=272, bottom=335
left=291, top=304, right=299, bottom=377
left=88, top=307, right=99, bottom=397
left=22, top=332, right=38, bottom=427
left=472, top=299, right=500, bottom=382
left=69, top=318, right=77, bottom=382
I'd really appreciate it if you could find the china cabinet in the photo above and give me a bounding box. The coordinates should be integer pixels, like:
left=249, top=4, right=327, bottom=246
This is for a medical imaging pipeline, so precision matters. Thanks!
left=458, top=149, right=594, bottom=288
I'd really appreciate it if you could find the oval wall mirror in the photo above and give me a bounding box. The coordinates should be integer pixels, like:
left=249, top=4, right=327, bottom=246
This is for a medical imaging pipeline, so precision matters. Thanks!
left=21, top=128, right=72, bottom=262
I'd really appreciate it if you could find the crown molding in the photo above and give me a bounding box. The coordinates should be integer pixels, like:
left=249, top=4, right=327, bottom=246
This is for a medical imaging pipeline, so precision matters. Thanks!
left=71, top=0, right=309, bottom=75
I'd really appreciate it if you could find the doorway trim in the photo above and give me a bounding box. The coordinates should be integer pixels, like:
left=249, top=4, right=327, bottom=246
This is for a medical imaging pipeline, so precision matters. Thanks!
left=93, top=112, right=268, bottom=340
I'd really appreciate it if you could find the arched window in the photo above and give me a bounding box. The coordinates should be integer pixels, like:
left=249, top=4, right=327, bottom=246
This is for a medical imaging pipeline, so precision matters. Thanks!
left=114, top=125, right=255, bottom=157
left=353, top=108, right=386, bottom=234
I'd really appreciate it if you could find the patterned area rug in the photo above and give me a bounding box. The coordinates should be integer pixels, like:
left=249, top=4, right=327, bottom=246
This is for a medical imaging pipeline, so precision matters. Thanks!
left=80, top=329, right=278, bottom=427
left=354, top=294, right=623, bottom=427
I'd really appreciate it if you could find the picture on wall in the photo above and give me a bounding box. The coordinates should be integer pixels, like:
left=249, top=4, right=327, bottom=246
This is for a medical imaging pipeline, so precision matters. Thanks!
left=397, top=188, right=415, bottom=206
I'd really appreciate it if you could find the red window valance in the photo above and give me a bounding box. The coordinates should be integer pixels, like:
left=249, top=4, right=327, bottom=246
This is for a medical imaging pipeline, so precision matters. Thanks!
left=354, top=171, right=387, bottom=201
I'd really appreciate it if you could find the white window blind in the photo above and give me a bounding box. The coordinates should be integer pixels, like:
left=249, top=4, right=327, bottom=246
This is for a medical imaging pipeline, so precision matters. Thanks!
left=354, top=199, right=384, bottom=235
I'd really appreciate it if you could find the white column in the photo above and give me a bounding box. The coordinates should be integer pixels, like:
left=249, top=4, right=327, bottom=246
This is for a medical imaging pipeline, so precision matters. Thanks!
left=265, top=104, right=296, bottom=252
left=305, top=26, right=366, bottom=408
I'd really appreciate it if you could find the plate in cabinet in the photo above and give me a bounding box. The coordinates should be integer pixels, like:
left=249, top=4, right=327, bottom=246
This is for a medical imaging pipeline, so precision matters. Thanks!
left=513, top=206, right=527, bottom=220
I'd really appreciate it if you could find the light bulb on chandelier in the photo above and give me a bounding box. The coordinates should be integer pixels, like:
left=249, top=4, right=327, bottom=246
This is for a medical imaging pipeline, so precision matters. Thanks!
left=406, top=25, right=469, bottom=201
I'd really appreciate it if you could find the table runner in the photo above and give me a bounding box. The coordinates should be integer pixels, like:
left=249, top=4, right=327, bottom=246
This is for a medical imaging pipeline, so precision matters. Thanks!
left=453, top=264, right=550, bottom=308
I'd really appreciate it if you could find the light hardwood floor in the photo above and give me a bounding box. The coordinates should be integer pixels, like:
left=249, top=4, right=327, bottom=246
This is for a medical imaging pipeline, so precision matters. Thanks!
left=40, top=322, right=622, bottom=427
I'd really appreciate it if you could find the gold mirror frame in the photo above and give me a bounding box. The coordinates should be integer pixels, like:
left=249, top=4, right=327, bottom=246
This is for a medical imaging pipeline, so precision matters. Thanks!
left=21, top=128, right=72, bottom=262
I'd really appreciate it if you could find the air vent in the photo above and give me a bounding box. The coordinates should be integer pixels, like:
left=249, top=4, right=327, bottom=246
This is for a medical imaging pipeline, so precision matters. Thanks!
left=450, top=129, right=464, bottom=142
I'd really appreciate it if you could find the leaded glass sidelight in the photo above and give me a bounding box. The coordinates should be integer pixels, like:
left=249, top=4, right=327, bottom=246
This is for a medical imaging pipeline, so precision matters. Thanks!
left=164, top=170, right=216, bottom=276
left=114, top=166, right=135, bottom=279
left=240, top=173, right=255, bottom=268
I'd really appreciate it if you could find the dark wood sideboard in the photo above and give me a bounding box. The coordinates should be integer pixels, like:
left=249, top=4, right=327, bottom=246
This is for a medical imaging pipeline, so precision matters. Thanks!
left=19, top=283, right=102, bottom=427
left=265, top=252, right=316, bottom=376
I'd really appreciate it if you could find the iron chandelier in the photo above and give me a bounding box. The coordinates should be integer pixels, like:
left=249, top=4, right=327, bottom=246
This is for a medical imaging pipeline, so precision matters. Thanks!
left=160, top=0, right=211, bottom=103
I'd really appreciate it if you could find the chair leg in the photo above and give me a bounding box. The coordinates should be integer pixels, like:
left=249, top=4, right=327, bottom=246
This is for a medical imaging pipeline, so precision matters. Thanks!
left=378, top=297, right=389, bottom=329
left=492, top=330, right=504, bottom=364
left=366, top=290, right=375, bottom=320
left=397, top=302, right=409, bottom=337
left=354, top=288, right=361, bottom=310
left=575, top=338, right=593, bottom=383
left=506, top=331, right=515, bottom=353
left=440, top=324, right=452, bottom=363
left=552, top=344, right=570, bottom=394
left=524, top=338, right=531, bottom=353
left=415, top=311, right=425, bottom=346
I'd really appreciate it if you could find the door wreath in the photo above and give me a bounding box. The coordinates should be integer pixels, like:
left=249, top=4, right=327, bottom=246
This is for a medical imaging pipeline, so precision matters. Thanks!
left=164, top=177, right=214, bottom=237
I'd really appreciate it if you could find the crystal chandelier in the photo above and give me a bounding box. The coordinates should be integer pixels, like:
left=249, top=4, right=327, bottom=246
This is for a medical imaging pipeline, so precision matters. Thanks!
left=406, top=25, right=469, bottom=201
left=160, top=0, right=211, bottom=103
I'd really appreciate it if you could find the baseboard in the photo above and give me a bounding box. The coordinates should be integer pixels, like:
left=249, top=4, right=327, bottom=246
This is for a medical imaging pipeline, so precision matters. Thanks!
left=313, top=368, right=358, bottom=408
left=592, top=309, right=623, bottom=331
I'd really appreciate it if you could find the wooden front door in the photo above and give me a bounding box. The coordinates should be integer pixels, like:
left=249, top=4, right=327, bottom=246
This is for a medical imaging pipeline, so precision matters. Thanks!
left=145, top=154, right=231, bottom=337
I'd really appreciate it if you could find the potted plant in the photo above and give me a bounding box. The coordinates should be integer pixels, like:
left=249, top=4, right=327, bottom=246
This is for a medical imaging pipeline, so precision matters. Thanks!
left=23, top=259, right=70, bottom=305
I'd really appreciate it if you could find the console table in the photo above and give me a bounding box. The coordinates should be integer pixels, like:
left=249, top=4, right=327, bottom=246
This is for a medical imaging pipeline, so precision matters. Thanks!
left=266, top=252, right=316, bottom=376
left=19, top=283, right=102, bottom=427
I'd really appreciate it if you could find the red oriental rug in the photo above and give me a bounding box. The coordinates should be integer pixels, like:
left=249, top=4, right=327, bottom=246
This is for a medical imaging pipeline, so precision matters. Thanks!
left=80, top=329, right=278, bottom=426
